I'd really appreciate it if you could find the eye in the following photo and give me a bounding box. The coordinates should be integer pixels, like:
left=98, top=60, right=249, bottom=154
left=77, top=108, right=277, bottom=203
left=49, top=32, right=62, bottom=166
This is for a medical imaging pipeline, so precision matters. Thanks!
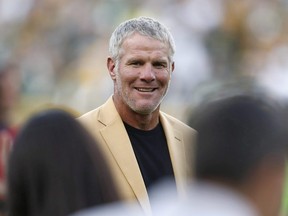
left=129, top=61, right=143, bottom=67
left=153, top=62, right=167, bottom=69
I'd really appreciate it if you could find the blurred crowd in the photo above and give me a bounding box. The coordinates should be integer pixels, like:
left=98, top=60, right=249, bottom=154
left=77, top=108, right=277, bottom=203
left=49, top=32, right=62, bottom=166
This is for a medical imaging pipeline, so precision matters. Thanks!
left=1, top=1, right=288, bottom=215
left=0, top=0, right=288, bottom=125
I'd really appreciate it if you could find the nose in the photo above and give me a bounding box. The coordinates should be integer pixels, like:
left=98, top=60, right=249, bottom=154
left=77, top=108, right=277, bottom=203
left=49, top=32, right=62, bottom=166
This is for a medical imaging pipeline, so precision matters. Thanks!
left=140, top=64, right=155, bottom=82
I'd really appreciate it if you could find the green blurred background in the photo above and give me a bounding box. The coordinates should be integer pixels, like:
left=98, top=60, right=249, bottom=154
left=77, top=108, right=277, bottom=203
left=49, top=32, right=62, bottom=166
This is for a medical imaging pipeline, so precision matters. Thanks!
left=1, top=0, right=288, bottom=214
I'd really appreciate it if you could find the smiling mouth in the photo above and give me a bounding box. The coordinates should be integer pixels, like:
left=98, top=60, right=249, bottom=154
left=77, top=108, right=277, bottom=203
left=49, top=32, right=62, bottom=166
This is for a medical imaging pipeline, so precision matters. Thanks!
left=135, top=88, right=156, bottom=92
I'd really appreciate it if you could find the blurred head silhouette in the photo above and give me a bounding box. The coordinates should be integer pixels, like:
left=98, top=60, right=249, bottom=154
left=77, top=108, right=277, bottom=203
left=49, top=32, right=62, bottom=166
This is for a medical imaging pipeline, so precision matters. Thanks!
left=191, top=95, right=288, bottom=216
left=7, top=109, right=119, bottom=216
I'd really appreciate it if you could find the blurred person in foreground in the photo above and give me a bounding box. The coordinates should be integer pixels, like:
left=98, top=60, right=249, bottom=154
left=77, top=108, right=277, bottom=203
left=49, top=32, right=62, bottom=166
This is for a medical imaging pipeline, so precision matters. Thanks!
left=78, top=16, right=196, bottom=214
left=7, top=110, right=122, bottom=216
left=151, top=95, right=288, bottom=216
left=0, top=62, right=20, bottom=214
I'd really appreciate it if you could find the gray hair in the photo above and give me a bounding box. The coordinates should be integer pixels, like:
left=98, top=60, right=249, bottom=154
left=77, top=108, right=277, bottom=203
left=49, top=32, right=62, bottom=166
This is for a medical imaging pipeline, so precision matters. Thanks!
left=109, top=16, right=176, bottom=64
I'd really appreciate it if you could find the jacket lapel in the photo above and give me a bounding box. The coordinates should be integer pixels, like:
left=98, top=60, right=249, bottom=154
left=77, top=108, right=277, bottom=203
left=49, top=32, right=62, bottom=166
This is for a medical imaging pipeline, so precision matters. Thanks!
left=97, top=97, right=149, bottom=210
left=160, top=112, right=188, bottom=194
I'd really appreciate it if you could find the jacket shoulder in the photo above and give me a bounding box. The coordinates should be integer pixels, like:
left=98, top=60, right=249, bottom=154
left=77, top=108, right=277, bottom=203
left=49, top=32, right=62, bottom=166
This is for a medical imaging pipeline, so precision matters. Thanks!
left=160, top=111, right=196, bottom=133
left=78, top=106, right=101, bottom=126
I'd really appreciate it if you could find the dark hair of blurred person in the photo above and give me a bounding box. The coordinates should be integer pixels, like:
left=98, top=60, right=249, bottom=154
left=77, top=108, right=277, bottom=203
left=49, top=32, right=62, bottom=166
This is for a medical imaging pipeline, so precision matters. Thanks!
left=7, top=109, right=120, bottom=216
left=191, top=95, right=288, bottom=216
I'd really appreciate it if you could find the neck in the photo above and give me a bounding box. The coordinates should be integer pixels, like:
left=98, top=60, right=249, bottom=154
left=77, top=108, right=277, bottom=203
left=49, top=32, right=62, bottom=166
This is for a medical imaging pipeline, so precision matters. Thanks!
left=124, top=112, right=160, bottom=130
left=238, top=158, right=286, bottom=216
left=113, top=98, right=160, bottom=131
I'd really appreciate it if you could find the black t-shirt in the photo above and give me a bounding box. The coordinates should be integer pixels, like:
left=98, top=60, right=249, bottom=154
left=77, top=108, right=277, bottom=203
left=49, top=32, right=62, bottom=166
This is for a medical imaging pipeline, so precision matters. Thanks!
left=124, top=122, right=175, bottom=190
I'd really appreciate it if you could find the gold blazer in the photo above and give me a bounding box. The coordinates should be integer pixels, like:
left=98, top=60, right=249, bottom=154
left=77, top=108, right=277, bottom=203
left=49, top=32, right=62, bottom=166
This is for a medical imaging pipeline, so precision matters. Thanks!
left=78, top=96, right=196, bottom=215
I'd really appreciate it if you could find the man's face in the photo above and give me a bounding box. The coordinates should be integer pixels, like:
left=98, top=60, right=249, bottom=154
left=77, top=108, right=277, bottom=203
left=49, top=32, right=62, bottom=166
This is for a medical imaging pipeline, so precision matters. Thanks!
left=109, top=33, right=174, bottom=115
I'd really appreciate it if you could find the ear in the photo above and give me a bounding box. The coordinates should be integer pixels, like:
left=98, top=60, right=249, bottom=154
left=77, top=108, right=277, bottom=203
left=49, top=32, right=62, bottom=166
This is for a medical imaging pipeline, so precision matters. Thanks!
left=171, top=62, right=175, bottom=73
left=107, top=57, right=116, bottom=80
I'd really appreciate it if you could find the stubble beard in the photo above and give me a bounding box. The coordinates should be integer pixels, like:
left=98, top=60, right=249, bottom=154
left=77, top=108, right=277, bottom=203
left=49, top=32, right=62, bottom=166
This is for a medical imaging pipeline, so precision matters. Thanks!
left=114, top=69, right=171, bottom=115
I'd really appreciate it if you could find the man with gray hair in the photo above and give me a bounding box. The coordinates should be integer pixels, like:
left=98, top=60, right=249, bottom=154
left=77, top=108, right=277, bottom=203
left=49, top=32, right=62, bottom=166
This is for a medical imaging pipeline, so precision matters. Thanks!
left=79, top=16, right=195, bottom=214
